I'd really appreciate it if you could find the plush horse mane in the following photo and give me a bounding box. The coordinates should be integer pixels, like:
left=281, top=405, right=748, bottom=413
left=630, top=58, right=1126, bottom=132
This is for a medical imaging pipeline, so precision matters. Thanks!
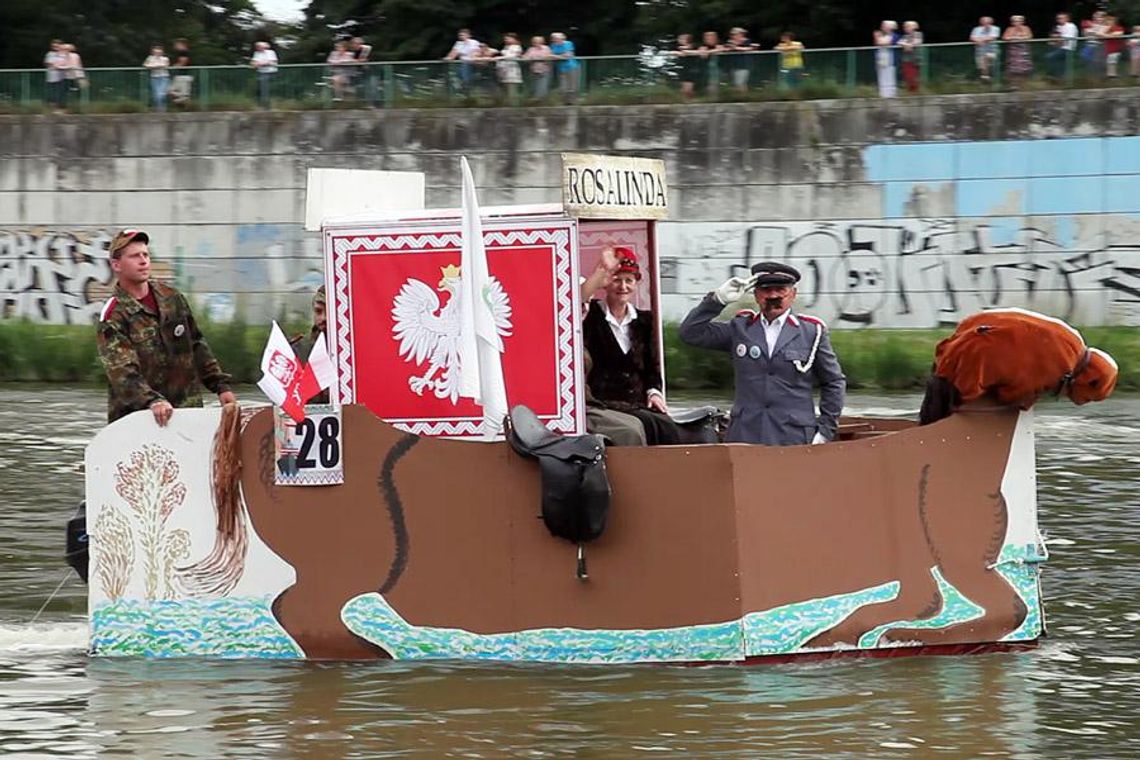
left=176, top=402, right=248, bottom=596
left=919, top=308, right=1117, bottom=425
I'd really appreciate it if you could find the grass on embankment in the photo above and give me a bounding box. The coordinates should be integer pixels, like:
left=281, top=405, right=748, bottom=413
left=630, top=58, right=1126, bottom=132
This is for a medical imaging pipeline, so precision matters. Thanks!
left=2, top=320, right=1138, bottom=393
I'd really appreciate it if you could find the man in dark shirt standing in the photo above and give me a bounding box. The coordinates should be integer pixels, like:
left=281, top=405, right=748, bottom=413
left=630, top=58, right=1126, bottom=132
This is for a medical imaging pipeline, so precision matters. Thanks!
left=725, top=27, right=759, bottom=93
left=170, top=38, right=193, bottom=106
left=349, top=37, right=375, bottom=105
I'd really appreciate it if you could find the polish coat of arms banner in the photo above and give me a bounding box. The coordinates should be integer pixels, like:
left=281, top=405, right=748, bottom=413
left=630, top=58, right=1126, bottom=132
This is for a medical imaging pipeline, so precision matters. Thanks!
left=324, top=218, right=584, bottom=438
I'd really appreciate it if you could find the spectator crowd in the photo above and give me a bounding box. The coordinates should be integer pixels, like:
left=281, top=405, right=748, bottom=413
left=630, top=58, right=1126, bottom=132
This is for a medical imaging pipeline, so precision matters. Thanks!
left=38, top=11, right=1140, bottom=112
left=443, top=28, right=581, bottom=103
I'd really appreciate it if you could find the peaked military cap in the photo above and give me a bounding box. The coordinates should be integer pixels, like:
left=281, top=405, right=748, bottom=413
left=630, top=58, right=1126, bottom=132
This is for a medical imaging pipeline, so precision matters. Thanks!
left=750, top=261, right=801, bottom=287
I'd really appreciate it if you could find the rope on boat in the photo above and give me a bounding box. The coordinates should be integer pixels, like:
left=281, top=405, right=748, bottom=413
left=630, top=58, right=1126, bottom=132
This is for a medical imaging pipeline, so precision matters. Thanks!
left=29, top=569, right=73, bottom=625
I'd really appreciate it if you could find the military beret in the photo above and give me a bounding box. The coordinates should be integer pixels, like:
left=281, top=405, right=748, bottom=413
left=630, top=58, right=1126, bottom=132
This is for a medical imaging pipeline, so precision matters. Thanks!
left=750, top=261, right=800, bottom=287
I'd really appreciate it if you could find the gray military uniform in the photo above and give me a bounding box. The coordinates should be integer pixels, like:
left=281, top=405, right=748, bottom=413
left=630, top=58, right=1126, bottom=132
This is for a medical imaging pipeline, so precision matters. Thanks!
left=679, top=295, right=846, bottom=445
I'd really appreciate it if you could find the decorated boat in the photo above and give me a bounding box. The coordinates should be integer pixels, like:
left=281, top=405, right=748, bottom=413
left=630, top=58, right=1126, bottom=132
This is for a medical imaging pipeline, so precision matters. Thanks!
left=78, top=157, right=1055, bottom=663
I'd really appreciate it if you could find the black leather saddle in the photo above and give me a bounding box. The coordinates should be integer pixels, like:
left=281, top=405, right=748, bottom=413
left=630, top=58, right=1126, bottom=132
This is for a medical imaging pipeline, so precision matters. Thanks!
left=670, top=405, right=728, bottom=444
left=505, top=405, right=612, bottom=579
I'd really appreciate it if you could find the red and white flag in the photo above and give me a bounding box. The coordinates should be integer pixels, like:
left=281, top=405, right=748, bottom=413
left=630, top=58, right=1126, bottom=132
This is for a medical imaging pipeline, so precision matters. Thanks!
left=297, top=335, right=335, bottom=405
left=257, top=321, right=307, bottom=423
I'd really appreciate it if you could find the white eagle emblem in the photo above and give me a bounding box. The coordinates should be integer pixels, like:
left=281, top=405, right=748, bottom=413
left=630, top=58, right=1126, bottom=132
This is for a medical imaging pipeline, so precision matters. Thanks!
left=391, top=264, right=513, bottom=402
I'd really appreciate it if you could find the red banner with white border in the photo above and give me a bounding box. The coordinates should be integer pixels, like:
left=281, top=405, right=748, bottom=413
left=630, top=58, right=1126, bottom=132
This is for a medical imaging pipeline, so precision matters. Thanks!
left=325, top=217, right=583, bottom=437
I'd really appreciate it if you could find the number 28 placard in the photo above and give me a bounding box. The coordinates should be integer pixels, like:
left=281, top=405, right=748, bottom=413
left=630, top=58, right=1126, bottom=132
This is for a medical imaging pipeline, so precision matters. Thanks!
left=273, top=404, right=344, bottom=486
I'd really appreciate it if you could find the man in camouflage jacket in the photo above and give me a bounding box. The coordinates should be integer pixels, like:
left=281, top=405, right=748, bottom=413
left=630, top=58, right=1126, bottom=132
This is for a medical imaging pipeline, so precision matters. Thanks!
left=96, top=229, right=236, bottom=425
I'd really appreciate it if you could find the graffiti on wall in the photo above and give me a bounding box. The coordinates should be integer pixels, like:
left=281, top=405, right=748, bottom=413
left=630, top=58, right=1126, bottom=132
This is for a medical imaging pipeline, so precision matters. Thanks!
left=657, top=218, right=1140, bottom=327
left=176, top=224, right=323, bottom=323
left=0, top=229, right=115, bottom=324
left=0, top=225, right=323, bottom=325
left=657, top=135, right=1140, bottom=326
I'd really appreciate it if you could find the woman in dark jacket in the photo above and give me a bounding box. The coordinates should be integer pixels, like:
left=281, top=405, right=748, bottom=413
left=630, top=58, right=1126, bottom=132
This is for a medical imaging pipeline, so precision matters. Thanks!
left=580, top=247, right=682, bottom=445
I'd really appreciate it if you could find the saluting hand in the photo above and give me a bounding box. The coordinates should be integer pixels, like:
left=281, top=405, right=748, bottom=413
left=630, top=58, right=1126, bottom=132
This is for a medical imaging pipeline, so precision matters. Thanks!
left=714, top=274, right=758, bottom=305
left=599, top=246, right=620, bottom=275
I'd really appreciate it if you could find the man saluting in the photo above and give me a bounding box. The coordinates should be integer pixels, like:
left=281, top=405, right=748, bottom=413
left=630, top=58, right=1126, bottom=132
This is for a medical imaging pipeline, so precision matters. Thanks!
left=96, top=229, right=236, bottom=426
left=679, top=262, right=845, bottom=445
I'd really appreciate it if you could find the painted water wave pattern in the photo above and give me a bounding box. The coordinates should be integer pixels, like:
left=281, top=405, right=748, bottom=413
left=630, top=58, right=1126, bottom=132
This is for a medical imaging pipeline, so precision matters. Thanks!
left=996, top=542, right=1048, bottom=642
left=86, top=547, right=1041, bottom=662
left=743, top=580, right=900, bottom=655
left=857, top=567, right=986, bottom=648
left=342, top=582, right=917, bottom=663
left=341, top=551, right=1043, bottom=663
left=342, top=593, right=745, bottom=663
left=91, top=597, right=301, bottom=658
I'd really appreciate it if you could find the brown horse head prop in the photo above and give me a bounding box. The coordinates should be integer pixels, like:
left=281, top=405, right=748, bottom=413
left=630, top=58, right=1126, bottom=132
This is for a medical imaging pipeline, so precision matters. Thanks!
left=920, top=308, right=1117, bottom=424
left=1066, top=347, right=1118, bottom=405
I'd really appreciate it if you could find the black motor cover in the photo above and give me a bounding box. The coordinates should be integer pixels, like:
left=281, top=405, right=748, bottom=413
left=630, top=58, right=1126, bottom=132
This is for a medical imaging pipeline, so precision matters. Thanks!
left=65, top=502, right=88, bottom=583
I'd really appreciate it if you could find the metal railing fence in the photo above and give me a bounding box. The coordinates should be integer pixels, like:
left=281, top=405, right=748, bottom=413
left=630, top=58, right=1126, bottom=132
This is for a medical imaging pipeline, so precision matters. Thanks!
left=0, top=38, right=1125, bottom=112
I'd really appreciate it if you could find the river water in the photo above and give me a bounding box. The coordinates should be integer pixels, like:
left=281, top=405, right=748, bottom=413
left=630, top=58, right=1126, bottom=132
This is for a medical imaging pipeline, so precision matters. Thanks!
left=0, top=386, right=1136, bottom=758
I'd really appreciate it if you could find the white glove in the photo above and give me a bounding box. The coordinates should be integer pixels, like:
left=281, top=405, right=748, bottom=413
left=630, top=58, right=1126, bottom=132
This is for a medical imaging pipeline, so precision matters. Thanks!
left=811, top=431, right=826, bottom=445
left=714, top=275, right=757, bottom=305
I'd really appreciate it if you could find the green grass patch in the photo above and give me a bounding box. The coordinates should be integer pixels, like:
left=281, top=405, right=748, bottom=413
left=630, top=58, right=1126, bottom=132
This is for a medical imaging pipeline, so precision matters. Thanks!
left=2, top=319, right=1136, bottom=395
left=664, top=322, right=948, bottom=391
left=0, top=319, right=307, bottom=386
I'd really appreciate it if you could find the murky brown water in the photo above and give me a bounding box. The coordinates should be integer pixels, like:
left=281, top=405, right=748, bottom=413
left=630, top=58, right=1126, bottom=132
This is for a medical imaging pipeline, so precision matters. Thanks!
left=0, top=386, right=1137, bottom=758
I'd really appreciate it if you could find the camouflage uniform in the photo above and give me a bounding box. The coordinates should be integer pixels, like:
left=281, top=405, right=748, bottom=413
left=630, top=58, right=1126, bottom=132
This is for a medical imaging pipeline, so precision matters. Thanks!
left=97, top=280, right=232, bottom=423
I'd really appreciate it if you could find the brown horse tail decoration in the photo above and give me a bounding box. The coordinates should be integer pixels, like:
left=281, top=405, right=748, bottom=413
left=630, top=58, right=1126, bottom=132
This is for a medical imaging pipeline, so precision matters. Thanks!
left=177, top=402, right=249, bottom=597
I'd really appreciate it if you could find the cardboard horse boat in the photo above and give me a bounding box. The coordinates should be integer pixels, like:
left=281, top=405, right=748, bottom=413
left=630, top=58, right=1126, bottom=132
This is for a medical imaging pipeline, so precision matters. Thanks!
left=82, top=400, right=1045, bottom=662
left=79, top=162, right=1059, bottom=663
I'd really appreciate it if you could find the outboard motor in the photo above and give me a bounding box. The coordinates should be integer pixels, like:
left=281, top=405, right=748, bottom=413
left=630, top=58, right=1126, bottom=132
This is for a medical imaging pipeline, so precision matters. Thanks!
left=505, top=405, right=611, bottom=580
left=65, top=502, right=88, bottom=583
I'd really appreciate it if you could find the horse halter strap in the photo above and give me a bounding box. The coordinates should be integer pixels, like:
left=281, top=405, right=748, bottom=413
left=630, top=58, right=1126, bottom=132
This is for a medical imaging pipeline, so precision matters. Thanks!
left=1055, top=347, right=1092, bottom=398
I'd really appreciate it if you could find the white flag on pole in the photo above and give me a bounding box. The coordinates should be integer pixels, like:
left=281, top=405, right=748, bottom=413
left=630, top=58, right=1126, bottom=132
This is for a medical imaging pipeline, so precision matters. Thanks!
left=257, top=320, right=306, bottom=422
left=457, top=156, right=508, bottom=437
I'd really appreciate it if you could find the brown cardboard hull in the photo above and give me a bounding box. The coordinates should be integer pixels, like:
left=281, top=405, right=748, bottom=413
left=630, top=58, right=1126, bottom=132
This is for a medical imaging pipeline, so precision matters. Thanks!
left=236, top=404, right=1043, bottom=662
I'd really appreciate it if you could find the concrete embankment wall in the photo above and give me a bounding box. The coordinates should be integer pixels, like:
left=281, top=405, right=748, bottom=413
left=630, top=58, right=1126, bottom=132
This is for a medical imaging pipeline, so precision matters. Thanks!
left=3, top=88, right=1140, bottom=326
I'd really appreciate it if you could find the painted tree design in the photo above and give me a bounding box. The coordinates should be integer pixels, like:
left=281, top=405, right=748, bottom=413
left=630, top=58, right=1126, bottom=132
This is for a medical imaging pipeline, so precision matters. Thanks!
left=93, top=506, right=134, bottom=600
left=113, top=444, right=189, bottom=601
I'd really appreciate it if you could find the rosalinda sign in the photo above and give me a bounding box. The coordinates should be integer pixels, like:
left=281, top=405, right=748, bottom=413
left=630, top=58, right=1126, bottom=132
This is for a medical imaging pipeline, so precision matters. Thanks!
left=561, top=153, right=669, bottom=220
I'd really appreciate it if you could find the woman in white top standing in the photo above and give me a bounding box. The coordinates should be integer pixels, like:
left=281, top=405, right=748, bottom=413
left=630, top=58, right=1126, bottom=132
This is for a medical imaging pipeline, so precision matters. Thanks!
left=143, top=45, right=171, bottom=112
left=873, top=21, right=898, bottom=98
left=326, top=40, right=355, bottom=101
left=496, top=33, right=524, bottom=102
left=250, top=41, right=279, bottom=109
